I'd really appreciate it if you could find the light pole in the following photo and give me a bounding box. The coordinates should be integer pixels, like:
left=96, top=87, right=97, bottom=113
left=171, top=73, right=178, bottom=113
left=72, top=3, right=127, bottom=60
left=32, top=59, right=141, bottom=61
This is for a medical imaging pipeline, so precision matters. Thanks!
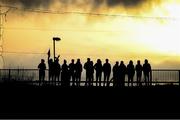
left=53, top=37, right=61, bottom=61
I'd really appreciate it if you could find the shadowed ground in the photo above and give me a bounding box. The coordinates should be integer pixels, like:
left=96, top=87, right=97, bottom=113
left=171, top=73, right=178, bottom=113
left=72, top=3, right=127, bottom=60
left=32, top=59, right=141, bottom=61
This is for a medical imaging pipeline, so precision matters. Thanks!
left=0, top=82, right=179, bottom=119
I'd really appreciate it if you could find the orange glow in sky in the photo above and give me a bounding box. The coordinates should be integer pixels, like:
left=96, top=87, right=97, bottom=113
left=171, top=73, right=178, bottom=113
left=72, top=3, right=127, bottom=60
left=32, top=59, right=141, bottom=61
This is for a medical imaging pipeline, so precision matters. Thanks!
left=1, top=0, right=180, bottom=69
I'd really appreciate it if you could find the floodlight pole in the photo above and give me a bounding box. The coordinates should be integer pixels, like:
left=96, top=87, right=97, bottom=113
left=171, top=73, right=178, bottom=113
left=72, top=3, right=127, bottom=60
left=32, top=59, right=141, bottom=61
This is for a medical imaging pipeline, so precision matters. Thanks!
left=53, top=39, right=55, bottom=61
left=53, top=37, right=61, bottom=61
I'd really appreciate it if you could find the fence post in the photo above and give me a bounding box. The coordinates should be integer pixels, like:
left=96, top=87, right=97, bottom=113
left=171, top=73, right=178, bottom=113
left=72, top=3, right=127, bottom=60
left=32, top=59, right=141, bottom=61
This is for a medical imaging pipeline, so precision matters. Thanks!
left=8, top=69, right=11, bottom=81
left=179, top=70, right=180, bottom=87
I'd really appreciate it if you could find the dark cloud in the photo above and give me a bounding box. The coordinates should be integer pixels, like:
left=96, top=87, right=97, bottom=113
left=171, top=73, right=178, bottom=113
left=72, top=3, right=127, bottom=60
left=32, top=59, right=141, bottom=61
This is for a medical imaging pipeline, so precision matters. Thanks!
left=105, top=0, right=147, bottom=7
left=93, top=0, right=103, bottom=7
left=2, top=0, right=149, bottom=9
left=2, top=0, right=52, bottom=8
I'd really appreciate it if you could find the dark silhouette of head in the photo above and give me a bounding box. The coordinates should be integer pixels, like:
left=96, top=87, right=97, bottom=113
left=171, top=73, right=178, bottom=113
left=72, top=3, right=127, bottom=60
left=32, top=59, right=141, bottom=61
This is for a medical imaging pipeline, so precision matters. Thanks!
left=64, top=60, right=67, bottom=64
left=129, top=60, right=133, bottom=65
left=87, top=58, right=90, bottom=62
left=41, top=59, right=45, bottom=63
left=55, top=58, right=59, bottom=63
left=120, top=61, right=124, bottom=65
left=71, top=59, right=74, bottom=63
left=97, top=59, right=101, bottom=63
left=116, top=61, right=119, bottom=65
left=49, top=59, right=53, bottom=63
left=137, top=60, right=141, bottom=65
left=106, top=59, right=109, bottom=63
left=77, top=59, right=80, bottom=63
left=100, top=60, right=102, bottom=64
left=145, top=59, right=148, bottom=64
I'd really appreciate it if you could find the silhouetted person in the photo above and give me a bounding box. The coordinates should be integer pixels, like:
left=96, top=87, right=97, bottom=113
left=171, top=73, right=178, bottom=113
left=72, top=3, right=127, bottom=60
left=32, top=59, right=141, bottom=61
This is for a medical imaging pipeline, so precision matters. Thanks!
left=69, top=59, right=76, bottom=86
left=48, top=57, right=54, bottom=83
left=61, top=60, right=70, bottom=87
left=127, top=60, right=135, bottom=87
left=84, top=58, right=91, bottom=87
left=103, top=59, right=111, bottom=87
left=112, top=61, right=119, bottom=87
left=135, top=60, right=143, bottom=86
left=75, top=59, right=82, bottom=87
left=118, top=61, right=127, bottom=87
left=54, top=57, right=61, bottom=85
left=89, top=61, right=94, bottom=86
left=143, top=59, right=152, bottom=86
left=38, top=59, right=46, bottom=85
left=94, top=59, right=103, bottom=87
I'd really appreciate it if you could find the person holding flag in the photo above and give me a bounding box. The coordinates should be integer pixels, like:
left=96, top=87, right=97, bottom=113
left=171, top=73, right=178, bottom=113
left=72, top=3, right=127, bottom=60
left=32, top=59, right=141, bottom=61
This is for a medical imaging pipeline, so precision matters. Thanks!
left=47, top=49, right=54, bottom=83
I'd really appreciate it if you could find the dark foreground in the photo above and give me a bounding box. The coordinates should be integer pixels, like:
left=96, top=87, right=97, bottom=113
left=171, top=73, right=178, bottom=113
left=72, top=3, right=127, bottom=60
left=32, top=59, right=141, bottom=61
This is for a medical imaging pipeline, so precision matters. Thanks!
left=0, top=83, right=180, bottom=119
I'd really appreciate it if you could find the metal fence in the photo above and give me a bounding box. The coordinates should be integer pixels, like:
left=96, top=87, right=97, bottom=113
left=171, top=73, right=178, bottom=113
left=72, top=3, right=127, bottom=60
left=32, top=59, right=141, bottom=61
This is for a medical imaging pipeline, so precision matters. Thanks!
left=0, top=69, right=179, bottom=86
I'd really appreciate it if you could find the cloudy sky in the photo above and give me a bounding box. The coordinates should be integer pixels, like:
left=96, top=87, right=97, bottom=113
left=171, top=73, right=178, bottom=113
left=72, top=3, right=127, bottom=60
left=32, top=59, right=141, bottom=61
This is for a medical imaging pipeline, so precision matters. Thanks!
left=0, top=0, right=180, bottom=69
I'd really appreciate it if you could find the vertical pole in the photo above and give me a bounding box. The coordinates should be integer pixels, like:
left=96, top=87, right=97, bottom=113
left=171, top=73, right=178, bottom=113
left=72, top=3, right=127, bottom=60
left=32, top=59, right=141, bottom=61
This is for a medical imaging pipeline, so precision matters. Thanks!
left=8, top=69, right=11, bottom=81
left=53, top=40, right=55, bottom=61
left=179, top=70, right=180, bottom=87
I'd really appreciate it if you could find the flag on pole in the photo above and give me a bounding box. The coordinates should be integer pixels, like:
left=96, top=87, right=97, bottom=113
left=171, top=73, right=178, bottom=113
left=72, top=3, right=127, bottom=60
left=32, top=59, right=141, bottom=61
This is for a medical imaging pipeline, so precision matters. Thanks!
left=47, top=49, right=50, bottom=57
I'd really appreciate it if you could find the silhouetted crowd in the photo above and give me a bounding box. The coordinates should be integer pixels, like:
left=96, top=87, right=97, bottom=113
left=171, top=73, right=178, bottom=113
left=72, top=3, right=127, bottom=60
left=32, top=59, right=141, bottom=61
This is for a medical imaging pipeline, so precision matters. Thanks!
left=38, top=56, right=152, bottom=87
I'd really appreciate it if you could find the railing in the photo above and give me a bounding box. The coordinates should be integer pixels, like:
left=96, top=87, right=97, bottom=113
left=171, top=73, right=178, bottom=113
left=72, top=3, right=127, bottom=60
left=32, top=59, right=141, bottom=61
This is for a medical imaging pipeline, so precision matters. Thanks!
left=0, top=69, right=179, bottom=86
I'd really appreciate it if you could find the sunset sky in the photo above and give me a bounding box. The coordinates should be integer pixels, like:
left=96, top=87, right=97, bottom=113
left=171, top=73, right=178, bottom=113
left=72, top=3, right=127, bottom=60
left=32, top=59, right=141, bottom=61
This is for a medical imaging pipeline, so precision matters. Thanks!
left=0, top=0, right=180, bottom=69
